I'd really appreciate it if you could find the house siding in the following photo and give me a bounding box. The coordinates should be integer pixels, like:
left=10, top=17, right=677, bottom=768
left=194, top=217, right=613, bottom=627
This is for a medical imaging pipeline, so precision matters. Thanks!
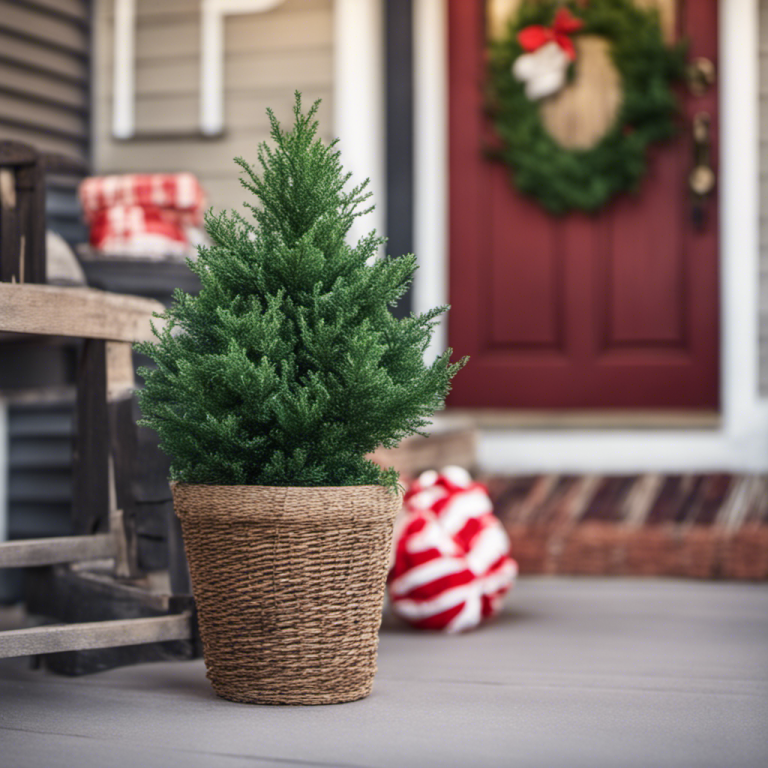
left=0, top=0, right=90, bottom=160
left=93, top=0, right=334, bottom=213
left=0, top=0, right=91, bottom=244
left=761, top=0, right=768, bottom=394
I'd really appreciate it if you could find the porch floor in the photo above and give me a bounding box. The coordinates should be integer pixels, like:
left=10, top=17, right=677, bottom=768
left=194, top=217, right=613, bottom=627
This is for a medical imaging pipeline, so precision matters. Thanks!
left=1, top=578, right=767, bottom=768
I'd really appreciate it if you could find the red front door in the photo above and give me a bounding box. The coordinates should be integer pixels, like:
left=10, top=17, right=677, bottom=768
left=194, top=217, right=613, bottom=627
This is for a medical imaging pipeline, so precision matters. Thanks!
left=447, top=1, right=719, bottom=410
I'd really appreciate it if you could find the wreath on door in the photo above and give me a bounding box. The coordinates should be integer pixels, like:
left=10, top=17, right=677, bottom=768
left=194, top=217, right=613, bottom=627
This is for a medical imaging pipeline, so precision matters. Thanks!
left=486, top=0, right=686, bottom=214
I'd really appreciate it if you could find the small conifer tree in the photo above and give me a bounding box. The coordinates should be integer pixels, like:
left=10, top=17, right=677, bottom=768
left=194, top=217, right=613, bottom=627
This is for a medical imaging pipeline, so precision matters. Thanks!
left=136, top=94, right=466, bottom=489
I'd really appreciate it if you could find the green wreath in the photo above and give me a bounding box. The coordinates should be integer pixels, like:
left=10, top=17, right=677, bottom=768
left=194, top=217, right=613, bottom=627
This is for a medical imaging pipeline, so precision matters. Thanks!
left=487, top=0, right=686, bottom=214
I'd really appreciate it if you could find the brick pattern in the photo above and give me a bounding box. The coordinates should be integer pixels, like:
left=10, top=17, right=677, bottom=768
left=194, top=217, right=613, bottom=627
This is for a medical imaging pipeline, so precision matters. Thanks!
left=485, top=474, right=768, bottom=580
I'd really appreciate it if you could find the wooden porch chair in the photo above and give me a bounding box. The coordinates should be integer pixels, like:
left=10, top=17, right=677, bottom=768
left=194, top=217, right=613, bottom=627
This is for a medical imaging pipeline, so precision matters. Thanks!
left=0, top=142, right=197, bottom=670
left=0, top=284, right=196, bottom=664
left=0, top=141, right=46, bottom=284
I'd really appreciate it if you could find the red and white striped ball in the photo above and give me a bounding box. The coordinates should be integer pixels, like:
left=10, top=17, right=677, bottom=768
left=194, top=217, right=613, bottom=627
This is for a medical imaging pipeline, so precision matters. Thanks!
left=388, top=466, right=517, bottom=633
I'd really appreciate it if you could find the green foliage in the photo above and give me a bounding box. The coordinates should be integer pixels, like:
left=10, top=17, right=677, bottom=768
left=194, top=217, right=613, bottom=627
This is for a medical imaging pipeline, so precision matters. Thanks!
left=136, top=94, right=466, bottom=489
left=487, top=0, right=686, bottom=214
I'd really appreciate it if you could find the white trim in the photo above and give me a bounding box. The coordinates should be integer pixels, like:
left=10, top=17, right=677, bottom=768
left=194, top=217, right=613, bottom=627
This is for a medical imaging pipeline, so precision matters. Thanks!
left=333, top=0, right=386, bottom=255
left=112, top=0, right=282, bottom=138
left=719, top=0, right=763, bottom=439
left=111, top=0, right=135, bottom=139
left=413, top=0, right=449, bottom=362
left=339, top=0, right=768, bottom=472
left=200, top=0, right=225, bottom=136
left=199, top=0, right=284, bottom=136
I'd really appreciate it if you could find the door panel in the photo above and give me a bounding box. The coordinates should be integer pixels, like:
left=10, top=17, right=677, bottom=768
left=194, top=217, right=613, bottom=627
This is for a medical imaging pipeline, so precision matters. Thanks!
left=488, top=172, right=563, bottom=349
left=447, top=0, right=719, bottom=410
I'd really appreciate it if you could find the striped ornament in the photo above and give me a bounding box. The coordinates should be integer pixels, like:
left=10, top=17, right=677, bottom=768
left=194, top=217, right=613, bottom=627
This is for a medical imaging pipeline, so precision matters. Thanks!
left=388, top=466, right=517, bottom=633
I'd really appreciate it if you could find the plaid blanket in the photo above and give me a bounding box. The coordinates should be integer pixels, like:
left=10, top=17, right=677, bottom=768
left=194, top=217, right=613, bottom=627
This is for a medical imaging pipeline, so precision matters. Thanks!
left=79, top=173, right=206, bottom=258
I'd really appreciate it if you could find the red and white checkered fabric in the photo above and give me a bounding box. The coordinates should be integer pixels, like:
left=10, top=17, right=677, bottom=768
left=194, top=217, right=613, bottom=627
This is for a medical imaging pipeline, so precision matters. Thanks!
left=79, top=174, right=206, bottom=258
left=80, top=173, right=205, bottom=224
left=388, top=466, right=517, bottom=633
left=85, top=205, right=190, bottom=258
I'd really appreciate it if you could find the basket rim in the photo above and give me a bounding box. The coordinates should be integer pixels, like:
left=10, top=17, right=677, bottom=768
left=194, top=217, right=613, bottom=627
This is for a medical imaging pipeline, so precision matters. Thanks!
left=170, top=482, right=396, bottom=491
left=170, top=481, right=402, bottom=524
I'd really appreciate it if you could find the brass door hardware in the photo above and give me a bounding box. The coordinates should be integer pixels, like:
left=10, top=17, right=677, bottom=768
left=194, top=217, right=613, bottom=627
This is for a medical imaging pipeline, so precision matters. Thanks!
left=687, top=57, right=716, bottom=97
left=689, top=112, right=714, bottom=229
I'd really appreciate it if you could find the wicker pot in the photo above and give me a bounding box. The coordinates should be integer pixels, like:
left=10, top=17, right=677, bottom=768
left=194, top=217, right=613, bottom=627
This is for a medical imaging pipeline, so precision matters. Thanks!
left=171, top=483, right=400, bottom=705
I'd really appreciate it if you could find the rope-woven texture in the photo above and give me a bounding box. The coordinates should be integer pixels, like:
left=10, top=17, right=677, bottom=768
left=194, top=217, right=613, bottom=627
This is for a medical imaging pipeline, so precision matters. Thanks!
left=172, top=483, right=401, bottom=705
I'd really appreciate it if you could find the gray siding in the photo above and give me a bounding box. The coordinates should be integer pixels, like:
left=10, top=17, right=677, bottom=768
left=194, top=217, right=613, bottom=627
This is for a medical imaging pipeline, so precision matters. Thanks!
left=93, top=0, right=334, bottom=214
left=0, top=0, right=91, bottom=245
left=761, top=0, right=768, bottom=394
left=0, top=0, right=90, bottom=157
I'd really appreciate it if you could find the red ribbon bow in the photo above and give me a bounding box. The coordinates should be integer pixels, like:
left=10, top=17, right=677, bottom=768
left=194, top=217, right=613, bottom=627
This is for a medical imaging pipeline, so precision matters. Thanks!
left=517, top=8, right=584, bottom=61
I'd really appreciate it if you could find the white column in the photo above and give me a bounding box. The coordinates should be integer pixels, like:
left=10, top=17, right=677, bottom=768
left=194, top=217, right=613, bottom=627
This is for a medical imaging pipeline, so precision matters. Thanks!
left=333, top=0, right=386, bottom=256
left=112, top=0, right=136, bottom=139
left=719, top=0, right=765, bottom=437
left=200, top=0, right=225, bottom=135
left=413, top=0, right=448, bottom=360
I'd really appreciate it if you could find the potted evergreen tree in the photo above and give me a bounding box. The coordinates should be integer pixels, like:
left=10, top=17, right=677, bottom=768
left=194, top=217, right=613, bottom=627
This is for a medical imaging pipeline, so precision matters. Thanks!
left=137, top=95, right=465, bottom=705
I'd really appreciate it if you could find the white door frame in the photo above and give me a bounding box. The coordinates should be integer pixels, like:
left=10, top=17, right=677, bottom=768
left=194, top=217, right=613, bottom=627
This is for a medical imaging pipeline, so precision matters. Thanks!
left=334, top=0, right=768, bottom=472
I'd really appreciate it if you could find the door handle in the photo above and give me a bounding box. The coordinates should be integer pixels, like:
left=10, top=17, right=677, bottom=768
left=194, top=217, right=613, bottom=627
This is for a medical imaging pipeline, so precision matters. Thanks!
left=689, top=112, right=714, bottom=230
left=686, top=57, right=716, bottom=97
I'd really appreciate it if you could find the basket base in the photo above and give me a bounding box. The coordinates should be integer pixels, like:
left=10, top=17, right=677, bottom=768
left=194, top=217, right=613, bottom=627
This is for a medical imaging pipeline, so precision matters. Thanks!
left=212, top=681, right=373, bottom=706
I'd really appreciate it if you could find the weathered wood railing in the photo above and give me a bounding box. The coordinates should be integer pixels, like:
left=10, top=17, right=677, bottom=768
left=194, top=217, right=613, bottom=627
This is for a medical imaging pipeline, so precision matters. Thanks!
left=0, top=614, right=192, bottom=659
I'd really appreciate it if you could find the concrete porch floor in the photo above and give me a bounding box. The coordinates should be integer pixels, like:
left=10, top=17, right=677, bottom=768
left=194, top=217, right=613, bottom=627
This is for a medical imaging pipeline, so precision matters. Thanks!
left=1, top=578, right=767, bottom=768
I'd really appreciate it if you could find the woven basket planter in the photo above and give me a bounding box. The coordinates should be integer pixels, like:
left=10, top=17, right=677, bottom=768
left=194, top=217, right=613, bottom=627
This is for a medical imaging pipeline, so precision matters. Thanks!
left=171, top=483, right=400, bottom=705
